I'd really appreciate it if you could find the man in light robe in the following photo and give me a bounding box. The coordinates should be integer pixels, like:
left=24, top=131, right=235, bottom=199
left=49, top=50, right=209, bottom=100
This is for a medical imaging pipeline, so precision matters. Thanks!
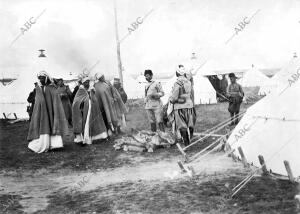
left=57, top=78, right=73, bottom=125
left=27, top=71, right=69, bottom=153
left=72, top=76, right=108, bottom=145
left=94, top=74, right=127, bottom=135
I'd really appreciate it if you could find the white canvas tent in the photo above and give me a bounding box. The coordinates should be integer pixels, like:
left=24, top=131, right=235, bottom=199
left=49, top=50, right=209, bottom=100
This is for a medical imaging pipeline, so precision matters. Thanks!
left=227, top=79, right=300, bottom=177
left=239, top=66, right=277, bottom=95
left=268, top=55, right=300, bottom=94
left=193, top=72, right=217, bottom=104
left=123, top=74, right=145, bottom=99
left=0, top=56, right=71, bottom=119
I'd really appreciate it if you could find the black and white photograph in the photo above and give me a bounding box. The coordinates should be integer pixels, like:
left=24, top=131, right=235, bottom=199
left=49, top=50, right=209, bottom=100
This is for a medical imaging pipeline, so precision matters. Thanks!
left=0, top=0, right=300, bottom=213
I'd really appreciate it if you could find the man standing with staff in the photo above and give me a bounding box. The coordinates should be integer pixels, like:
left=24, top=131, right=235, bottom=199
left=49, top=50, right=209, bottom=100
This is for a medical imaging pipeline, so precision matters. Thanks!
left=144, top=69, right=165, bottom=132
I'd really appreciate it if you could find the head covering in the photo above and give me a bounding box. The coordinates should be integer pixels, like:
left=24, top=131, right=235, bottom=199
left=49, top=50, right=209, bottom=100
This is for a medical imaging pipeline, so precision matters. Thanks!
left=37, top=70, right=52, bottom=82
left=176, top=65, right=186, bottom=76
left=94, top=72, right=104, bottom=80
left=229, top=73, right=237, bottom=78
left=144, top=69, right=153, bottom=76
left=37, top=70, right=50, bottom=78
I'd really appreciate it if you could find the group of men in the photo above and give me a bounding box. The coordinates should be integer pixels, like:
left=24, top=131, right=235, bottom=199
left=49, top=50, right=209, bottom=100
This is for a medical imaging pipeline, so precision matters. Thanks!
left=27, top=71, right=128, bottom=153
left=143, top=66, right=244, bottom=146
left=144, top=65, right=196, bottom=146
left=26, top=66, right=244, bottom=153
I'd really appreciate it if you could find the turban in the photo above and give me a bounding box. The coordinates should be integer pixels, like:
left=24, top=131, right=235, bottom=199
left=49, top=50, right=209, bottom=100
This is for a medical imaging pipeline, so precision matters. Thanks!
left=37, top=70, right=52, bottom=82
left=176, top=65, right=186, bottom=76
left=37, top=70, right=50, bottom=78
left=94, top=72, right=104, bottom=80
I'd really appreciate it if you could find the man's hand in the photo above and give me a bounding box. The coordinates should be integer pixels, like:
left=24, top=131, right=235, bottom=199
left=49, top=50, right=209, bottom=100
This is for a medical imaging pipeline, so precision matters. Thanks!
left=150, top=93, right=161, bottom=100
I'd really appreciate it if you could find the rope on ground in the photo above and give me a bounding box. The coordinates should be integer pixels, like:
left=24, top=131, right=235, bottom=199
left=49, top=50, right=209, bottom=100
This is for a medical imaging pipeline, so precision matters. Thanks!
left=188, top=136, right=223, bottom=162
left=190, top=139, right=224, bottom=163
left=184, top=112, right=245, bottom=151
left=202, top=111, right=246, bottom=135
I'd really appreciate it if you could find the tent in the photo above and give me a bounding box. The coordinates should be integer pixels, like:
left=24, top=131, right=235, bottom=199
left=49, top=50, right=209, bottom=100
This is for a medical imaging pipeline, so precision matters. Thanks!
left=227, top=79, right=300, bottom=177
left=123, top=74, right=145, bottom=99
left=0, top=55, right=71, bottom=119
left=238, top=66, right=276, bottom=96
left=193, top=72, right=217, bottom=104
left=269, top=56, right=300, bottom=94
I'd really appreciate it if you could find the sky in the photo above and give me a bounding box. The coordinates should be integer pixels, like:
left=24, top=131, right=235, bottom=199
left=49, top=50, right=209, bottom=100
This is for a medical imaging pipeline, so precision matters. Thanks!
left=1, top=0, right=300, bottom=79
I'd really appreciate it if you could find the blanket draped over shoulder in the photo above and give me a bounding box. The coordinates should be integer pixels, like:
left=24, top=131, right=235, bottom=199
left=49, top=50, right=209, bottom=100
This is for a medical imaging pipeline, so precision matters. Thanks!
left=27, top=84, right=69, bottom=141
left=95, top=81, right=127, bottom=128
left=72, top=86, right=107, bottom=137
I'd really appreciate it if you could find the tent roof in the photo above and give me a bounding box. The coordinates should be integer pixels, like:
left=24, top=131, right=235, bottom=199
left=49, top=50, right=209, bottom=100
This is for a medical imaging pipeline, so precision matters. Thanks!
left=272, top=56, right=300, bottom=87
left=238, top=66, right=275, bottom=88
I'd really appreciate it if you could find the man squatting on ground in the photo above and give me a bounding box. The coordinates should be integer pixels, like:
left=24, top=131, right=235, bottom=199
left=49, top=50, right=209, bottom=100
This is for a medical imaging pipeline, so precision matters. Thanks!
left=227, top=73, right=244, bottom=126
left=144, top=69, right=165, bottom=132
left=168, top=65, right=196, bottom=146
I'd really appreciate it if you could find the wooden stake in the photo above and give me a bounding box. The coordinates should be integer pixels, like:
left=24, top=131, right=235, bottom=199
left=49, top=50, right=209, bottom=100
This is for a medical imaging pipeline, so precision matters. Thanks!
left=13, top=113, right=17, bottom=119
left=176, top=143, right=188, bottom=161
left=177, top=161, right=187, bottom=173
left=284, top=160, right=295, bottom=182
left=258, top=155, right=269, bottom=175
left=238, top=147, right=248, bottom=167
left=3, top=113, right=7, bottom=119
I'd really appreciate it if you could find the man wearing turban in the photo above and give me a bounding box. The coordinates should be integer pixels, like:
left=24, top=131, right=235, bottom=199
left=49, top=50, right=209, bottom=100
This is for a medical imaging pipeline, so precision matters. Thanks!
left=27, top=71, right=69, bottom=153
left=168, top=65, right=196, bottom=146
left=72, top=75, right=108, bottom=145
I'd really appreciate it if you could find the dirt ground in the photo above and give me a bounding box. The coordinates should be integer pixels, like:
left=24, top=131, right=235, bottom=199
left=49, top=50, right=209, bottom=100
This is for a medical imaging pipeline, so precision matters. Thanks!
left=0, top=102, right=299, bottom=214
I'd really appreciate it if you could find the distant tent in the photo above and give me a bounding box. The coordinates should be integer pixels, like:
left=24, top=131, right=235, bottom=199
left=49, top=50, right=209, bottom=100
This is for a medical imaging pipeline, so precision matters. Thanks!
left=193, top=72, right=217, bottom=104
left=269, top=55, right=300, bottom=94
left=0, top=54, right=71, bottom=119
left=238, top=65, right=277, bottom=96
left=136, top=74, right=146, bottom=83
left=123, top=74, right=145, bottom=99
left=111, top=73, right=144, bottom=99
left=227, top=79, right=300, bottom=177
left=0, top=69, right=37, bottom=119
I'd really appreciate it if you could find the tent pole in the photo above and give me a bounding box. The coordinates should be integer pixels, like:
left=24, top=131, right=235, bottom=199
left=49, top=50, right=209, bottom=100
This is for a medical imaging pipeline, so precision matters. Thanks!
left=113, top=0, right=124, bottom=86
